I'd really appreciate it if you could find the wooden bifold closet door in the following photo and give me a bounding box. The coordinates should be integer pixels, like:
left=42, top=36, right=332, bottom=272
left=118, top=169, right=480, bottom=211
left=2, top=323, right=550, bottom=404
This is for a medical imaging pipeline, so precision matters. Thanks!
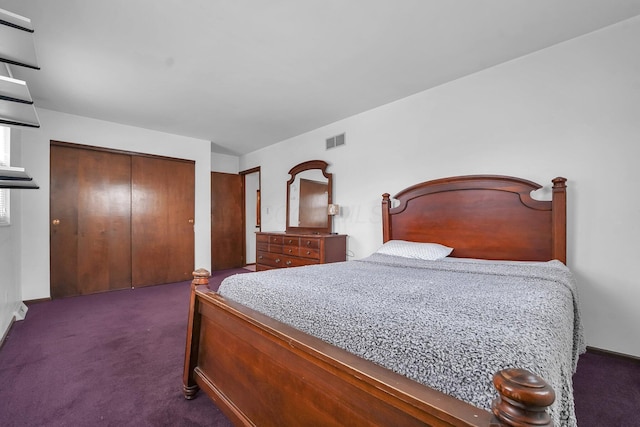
left=131, top=156, right=194, bottom=287
left=50, top=145, right=132, bottom=298
left=50, top=143, right=194, bottom=298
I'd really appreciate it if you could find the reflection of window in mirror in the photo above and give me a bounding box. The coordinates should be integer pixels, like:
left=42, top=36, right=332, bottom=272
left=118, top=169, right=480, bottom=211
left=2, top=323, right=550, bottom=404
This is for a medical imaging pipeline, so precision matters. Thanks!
left=290, top=183, right=299, bottom=224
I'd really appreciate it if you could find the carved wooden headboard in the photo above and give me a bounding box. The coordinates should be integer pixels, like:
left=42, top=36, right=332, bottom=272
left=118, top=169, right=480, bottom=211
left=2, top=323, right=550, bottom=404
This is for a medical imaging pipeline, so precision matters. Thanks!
left=382, top=175, right=567, bottom=263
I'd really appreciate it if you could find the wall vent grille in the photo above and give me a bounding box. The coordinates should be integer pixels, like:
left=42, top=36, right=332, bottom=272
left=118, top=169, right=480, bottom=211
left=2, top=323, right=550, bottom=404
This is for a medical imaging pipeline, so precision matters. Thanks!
left=326, top=133, right=345, bottom=150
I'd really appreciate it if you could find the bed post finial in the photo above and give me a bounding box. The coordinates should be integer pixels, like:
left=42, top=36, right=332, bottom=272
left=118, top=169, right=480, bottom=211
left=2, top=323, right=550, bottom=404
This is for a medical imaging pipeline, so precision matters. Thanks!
left=551, top=177, right=567, bottom=264
left=191, top=268, right=211, bottom=288
left=382, top=193, right=392, bottom=242
left=491, top=368, right=555, bottom=427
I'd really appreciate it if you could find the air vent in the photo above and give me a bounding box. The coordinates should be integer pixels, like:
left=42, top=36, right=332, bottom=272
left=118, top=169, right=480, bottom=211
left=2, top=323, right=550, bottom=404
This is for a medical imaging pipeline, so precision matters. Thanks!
left=326, top=133, right=345, bottom=150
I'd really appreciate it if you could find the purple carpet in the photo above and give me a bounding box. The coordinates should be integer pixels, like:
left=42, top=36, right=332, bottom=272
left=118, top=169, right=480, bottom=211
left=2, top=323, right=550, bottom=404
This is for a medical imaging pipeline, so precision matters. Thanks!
left=1, top=267, right=639, bottom=426
left=0, top=268, right=248, bottom=427
left=573, top=350, right=640, bottom=427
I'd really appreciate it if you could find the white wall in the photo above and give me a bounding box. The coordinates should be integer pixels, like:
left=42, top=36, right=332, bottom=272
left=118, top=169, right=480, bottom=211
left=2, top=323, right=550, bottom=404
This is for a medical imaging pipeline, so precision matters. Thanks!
left=211, top=152, right=239, bottom=174
left=17, top=109, right=212, bottom=301
left=0, top=131, right=23, bottom=338
left=241, top=17, right=640, bottom=357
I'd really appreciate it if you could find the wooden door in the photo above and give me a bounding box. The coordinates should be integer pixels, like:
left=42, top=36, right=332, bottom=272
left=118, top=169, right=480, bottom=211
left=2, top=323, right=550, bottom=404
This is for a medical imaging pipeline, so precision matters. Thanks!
left=50, top=144, right=132, bottom=298
left=211, top=172, right=243, bottom=270
left=131, top=156, right=195, bottom=287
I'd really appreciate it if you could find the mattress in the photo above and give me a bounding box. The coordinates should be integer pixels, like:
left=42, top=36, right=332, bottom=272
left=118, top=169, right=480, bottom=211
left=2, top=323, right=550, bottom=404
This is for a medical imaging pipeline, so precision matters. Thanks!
left=219, top=254, right=585, bottom=426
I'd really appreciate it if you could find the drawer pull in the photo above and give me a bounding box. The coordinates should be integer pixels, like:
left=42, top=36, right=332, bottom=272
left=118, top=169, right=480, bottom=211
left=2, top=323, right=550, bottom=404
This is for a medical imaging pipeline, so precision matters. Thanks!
left=275, top=258, right=281, bottom=263
left=286, top=260, right=292, bottom=266
left=288, top=249, right=293, bottom=253
left=287, top=239, right=293, bottom=244
left=258, top=255, right=263, bottom=259
left=306, top=240, right=311, bottom=246
left=306, top=250, right=311, bottom=255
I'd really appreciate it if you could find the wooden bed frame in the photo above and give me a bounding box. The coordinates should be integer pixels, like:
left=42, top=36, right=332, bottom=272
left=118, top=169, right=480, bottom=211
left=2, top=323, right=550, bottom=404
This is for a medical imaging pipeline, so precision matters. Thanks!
left=183, top=175, right=568, bottom=426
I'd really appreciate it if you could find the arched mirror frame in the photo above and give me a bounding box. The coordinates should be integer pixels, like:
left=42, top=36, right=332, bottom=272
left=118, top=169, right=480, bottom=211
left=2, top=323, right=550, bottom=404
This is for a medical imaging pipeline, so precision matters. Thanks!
left=286, top=160, right=333, bottom=234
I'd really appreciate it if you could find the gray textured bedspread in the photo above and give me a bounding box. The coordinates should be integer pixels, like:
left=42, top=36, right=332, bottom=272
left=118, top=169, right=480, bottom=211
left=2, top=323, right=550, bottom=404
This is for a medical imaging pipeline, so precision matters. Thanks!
left=219, top=254, right=585, bottom=426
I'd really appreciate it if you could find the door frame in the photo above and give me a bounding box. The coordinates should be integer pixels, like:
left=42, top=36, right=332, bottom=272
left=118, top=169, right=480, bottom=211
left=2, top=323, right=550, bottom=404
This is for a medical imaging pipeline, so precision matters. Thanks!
left=240, top=166, right=261, bottom=267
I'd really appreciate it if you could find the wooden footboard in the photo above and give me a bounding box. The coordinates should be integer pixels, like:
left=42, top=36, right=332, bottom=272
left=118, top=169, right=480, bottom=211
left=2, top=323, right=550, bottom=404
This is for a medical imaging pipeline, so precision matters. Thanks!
left=183, top=270, right=555, bottom=427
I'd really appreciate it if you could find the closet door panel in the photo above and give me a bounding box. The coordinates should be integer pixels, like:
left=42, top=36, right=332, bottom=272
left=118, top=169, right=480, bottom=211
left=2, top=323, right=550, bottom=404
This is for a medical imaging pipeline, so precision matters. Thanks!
left=50, top=145, right=132, bottom=298
left=131, top=156, right=195, bottom=287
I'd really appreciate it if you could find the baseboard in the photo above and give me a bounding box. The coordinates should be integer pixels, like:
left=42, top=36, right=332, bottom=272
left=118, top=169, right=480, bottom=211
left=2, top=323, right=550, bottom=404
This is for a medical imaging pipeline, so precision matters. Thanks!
left=24, top=297, right=51, bottom=305
left=586, top=346, right=640, bottom=363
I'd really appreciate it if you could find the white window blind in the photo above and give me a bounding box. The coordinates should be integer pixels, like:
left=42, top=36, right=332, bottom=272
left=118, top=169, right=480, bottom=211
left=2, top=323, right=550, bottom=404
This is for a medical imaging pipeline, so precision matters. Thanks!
left=0, top=126, right=10, bottom=226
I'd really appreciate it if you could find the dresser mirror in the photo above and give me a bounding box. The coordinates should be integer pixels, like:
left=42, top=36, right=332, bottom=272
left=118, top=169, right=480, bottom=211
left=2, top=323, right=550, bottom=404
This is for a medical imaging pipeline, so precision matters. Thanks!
left=286, top=160, right=333, bottom=234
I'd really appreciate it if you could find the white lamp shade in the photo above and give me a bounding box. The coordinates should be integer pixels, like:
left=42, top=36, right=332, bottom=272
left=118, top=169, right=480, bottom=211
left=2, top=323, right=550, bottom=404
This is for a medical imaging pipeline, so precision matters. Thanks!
left=327, top=204, right=340, bottom=216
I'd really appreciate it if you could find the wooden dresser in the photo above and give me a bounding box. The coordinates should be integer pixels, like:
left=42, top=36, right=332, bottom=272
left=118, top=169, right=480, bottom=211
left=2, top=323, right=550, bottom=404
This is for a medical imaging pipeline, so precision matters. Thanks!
left=256, top=232, right=347, bottom=271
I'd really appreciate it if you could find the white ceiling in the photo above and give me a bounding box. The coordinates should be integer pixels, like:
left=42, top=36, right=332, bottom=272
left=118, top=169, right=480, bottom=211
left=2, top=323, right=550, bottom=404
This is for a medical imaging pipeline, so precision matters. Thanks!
left=4, top=1, right=640, bottom=155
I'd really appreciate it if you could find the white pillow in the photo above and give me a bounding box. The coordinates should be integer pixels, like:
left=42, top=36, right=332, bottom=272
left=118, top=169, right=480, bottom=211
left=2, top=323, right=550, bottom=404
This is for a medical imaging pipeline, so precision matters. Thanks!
left=376, top=240, right=453, bottom=260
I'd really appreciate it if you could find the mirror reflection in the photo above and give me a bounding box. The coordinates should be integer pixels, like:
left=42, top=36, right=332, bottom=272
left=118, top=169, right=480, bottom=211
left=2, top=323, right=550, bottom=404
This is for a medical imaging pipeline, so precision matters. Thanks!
left=289, top=169, right=329, bottom=228
left=286, top=160, right=333, bottom=234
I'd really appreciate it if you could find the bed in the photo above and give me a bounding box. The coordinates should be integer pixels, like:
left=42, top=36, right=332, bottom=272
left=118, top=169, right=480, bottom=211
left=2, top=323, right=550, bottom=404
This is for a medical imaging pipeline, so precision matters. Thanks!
left=183, top=175, right=584, bottom=426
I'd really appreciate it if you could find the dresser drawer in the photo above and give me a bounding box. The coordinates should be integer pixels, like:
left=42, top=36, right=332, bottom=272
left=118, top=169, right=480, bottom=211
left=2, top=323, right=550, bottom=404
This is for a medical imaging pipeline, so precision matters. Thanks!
left=298, top=246, right=320, bottom=260
left=269, top=244, right=283, bottom=254
left=283, top=236, right=299, bottom=246
left=269, top=235, right=284, bottom=245
left=284, top=257, right=319, bottom=267
left=283, top=236, right=299, bottom=256
left=257, top=251, right=285, bottom=268
left=283, top=245, right=299, bottom=256
left=257, top=251, right=319, bottom=268
left=300, top=238, right=320, bottom=250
